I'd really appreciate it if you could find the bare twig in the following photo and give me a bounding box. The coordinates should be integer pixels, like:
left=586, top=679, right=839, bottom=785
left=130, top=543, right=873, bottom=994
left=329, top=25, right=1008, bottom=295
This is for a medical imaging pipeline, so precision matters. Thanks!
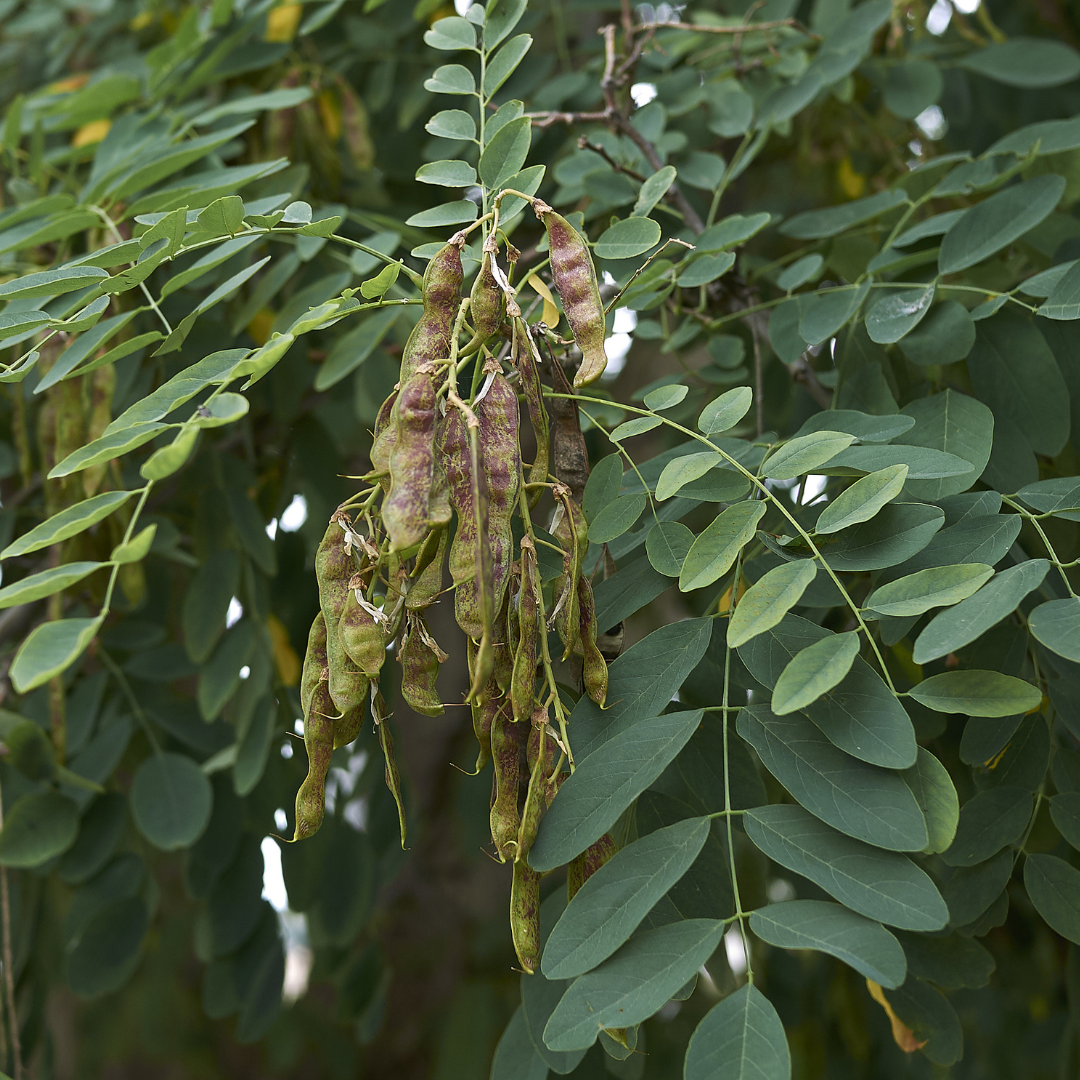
left=790, top=353, right=832, bottom=409
left=576, top=136, right=646, bottom=182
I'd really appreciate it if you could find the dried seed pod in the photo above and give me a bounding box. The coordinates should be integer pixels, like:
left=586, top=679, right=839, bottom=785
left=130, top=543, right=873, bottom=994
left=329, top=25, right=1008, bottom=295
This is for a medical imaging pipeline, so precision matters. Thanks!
left=373, top=688, right=407, bottom=849
left=383, top=371, right=438, bottom=552
left=399, top=613, right=444, bottom=716
left=400, top=238, right=464, bottom=384
left=513, top=320, right=550, bottom=508
left=577, top=575, right=608, bottom=707
left=476, top=362, right=521, bottom=621
left=511, top=860, right=541, bottom=974
left=567, top=832, right=618, bottom=901
left=545, top=342, right=589, bottom=500
left=533, top=199, right=608, bottom=387
left=511, top=539, right=540, bottom=723
left=339, top=586, right=388, bottom=678
left=461, top=249, right=506, bottom=356
left=293, top=679, right=334, bottom=840
left=406, top=525, right=447, bottom=611
left=489, top=707, right=523, bottom=862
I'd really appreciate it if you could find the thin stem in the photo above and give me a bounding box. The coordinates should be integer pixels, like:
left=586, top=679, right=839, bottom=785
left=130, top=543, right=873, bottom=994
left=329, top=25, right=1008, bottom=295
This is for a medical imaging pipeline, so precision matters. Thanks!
left=1002, top=497, right=1077, bottom=597
left=98, top=647, right=163, bottom=756
left=0, top=783, right=21, bottom=1080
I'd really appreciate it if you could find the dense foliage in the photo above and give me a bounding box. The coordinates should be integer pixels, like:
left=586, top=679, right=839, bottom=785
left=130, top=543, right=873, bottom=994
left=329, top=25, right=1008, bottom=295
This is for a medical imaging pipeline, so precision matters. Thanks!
left=3, top=0, right=1080, bottom=1077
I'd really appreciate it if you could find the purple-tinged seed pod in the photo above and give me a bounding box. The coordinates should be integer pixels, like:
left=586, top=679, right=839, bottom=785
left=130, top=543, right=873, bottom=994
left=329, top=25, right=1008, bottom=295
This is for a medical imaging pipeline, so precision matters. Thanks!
left=567, top=832, right=619, bottom=901
left=462, top=249, right=506, bottom=356
left=577, top=575, right=608, bottom=707
left=370, top=389, right=398, bottom=489
left=293, top=678, right=334, bottom=841
left=339, top=588, right=387, bottom=678
left=511, top=539, right=540, bottom=723
left=400, top=239, right=464, bottom=384
left=512, top=320, right=551, bottom=508
left=300, top=612, right=328, bottom=722
left=399, top=613, right=444, bottom=717
left=383, top=371, right=437, bottom=552
left=406, top=526, right=447, bottom=611
left=511, top=860, right=541, bottom=974
left=316, top=514, right=365, bottom=713
left=490, top=707, right=524, bottom=862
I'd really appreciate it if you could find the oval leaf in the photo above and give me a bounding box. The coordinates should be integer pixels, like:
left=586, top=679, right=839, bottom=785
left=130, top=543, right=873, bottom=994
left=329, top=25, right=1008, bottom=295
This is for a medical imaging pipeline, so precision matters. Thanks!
left=685, top=983, right=790, bottom=1080
left=865, top=563, right=994, bottom=617
left=130, top=752, right=213, bottom=851
left=1025, top=854, right=1080, bottom=945
left=10, top=617, right=103, bottom=694
left=771, top=632, right=861, bottom=716
left=680, top=501, right=766, bottom=592
left=727, top=561, right=818, bottom=648
left=816, top=465, right=909, bottom=536
left=699, top=385, right=753, bottom=435
left=764, top=431, right=855, bottom=481
left=1028, top=598, right=1080, bottom=663
left=0, top=792, right=80, bottom=867
left=2, top=489, right=135, bottom=558
left=0, top=561, right=104, bottom=609
left=586, top=492, right=646, bottom=544
left=594, top=217, right=662, bottom=260
left=908, top=671, right=1042, bottom=717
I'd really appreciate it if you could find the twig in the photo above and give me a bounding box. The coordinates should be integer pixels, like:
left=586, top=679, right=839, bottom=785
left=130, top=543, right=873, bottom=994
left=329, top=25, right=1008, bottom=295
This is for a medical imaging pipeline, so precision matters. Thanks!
left=576, top=136, right=646, bottom=182
left=637, top=18, right=818, bottom=39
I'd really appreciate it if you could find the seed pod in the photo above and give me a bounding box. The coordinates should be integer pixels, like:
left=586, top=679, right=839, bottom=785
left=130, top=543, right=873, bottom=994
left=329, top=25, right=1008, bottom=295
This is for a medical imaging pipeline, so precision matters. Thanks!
left=510, top=860, right=541, bottom=974
left=577, top=575, right=608, bottom=707
left=400, top=239, right=464, bottom=384
left=513, top=320, right=550, bottom=508
left=492, top=586, right=514, bottom=694
left=293, top=679, right=334, bottom=841
left=533, top=199, right=607, bottom=387
left=334, top=701, right=366, bottom=749
left=428, top=457, right=452, bottom=527
left=316, top=515, right=364, bottom=712
left=399, top=613, right=444, bottom=716
left=307, top=596, right=368, bottom=745
left=471, top=691, right=508, bottom=774
left=406, top=525, right=447, bottom=611
left=545, top=342, right=589, bottom=501
left=373, top=688, right=407, bottom=849
left=383, top=371, right=438, bottom=552
left=511, top=539, right=540, bottom=723
left=461, top=249, right=506, bottom=356
left=339, top=587, right=388, bottom=678
left=517, top=717, right=557, bottom=861
left=300, top=612, right=328, bottom=721
left=476, top=362, right=521, bottom=621
left=370, top=389, right=398, bottom=488
left=489, top=707, right=523, bottom=862
left=567, top=832, right=618, bottom=901
left=551, top=488, right=589, bottom=659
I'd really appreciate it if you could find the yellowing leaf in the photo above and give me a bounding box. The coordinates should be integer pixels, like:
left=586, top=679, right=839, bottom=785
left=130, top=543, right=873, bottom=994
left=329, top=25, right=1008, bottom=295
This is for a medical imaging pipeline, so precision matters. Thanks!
left=72, top=120, right=112, bottom=148
left=129, top=10, right=154, bottom=29
left=268, top=614, right=301, bottom=686
left=49, top=74, right=90, bottom=93
left=866, top=980, right=927, bottom=1054
left=838, top=157, right=866, bottom=200
left=265, top=3, right=302, bottom=42
left=247, top=309, right=275, bottom=346
left=525, top=274, right=559, bottom=329
left=317, top=89, right=342, bottom=142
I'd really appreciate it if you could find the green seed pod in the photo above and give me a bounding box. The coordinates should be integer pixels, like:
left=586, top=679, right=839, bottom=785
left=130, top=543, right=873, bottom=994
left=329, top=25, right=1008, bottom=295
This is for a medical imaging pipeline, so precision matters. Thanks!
left=316, top=515, right=363, bottom=712
left=533, top=199, right=608, bottom=387
left=476, top=363, right=521, bottom=621
left=517, top=718, right=557, bottom=861
left=510, top=860, right=541, bottom=974
left=399, top=613, right=444, bottom=717
left=551, top=489, right=589, bottom=659
left=461, top=249, right=506, bottom=356
left=370, top=389, right=398, bottom=489
left=428, top=457, right=452, bottom=528
left=339, top=587, right=388, bottom=678
left=471, top=691, right=508, bottom=774
left=406, top=525, right=447, bottom=611
left=489, top=707, right=523, bottom=862
left=373, top=689, right=407, bottom=849
left=384, top=371, right=438, bottom=552
left=511, top=539, right=540, bottom=723
left=567, top=832, right=618, bottom=901
left=512, top=320, right=550, bottom=509
left=334, top=699, right=366, bottom=750
left=577, top=575, right=608, bottom=707
left=400, top=238, right=464, bottom=384
left=300, top=611, right=328, bottom=722
left=492, top=586, right=514, bottom=694
left=293, top=679, right=334, bottom=841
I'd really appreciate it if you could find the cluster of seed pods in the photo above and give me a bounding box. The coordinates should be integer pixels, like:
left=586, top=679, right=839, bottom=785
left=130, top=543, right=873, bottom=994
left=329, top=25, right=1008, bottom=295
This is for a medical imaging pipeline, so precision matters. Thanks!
left=294, top=198, right=616, bottom=973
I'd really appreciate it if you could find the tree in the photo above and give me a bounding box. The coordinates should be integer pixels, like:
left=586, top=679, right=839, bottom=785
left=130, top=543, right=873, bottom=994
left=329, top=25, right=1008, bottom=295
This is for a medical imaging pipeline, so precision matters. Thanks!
left=1, top=0, right=1080, bottom=1076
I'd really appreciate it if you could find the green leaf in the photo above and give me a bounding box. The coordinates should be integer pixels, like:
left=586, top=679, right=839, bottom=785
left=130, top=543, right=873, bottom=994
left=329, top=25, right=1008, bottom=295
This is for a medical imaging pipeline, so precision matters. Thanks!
left=744, top=804, right=949, bottom=930
left=656, top=452, right=721, bottom=501
left=1017, top=478, right=1080, bottom=521
left=423, top=14, right=475, bottom=50
left=866, top=563, right=994, bottom=617
left=677, top=251, right=735, bottom=288
left=189, top=87, right=313, bottom=127
left=965, top=318, right=1070, bottom=457
left=424, top=64, right=476, bottom=95
left=825, top=444, right=973, bottom=481
left=738, top=704, right=928, bottom=850
left=198, top=621, right=257, bottom=721
left=594, top=217, right=662, bottom=261
left=816, top=502, right=944, bottom=573
left=771, top=632, right=861, bottom=716
left=633, top=165, right=676, bottom=217
left=739, top=614, right=917, bottom=768
left=1051, top=793, right=1080, bottom=852
left=426, top=108, right=476, bottom=141
left=763, top=431, right=854, bottom=481
left=0, top=792, right=79, bottom=868
left=485, top=0, right=527, bottom=47
left=643, top=384, right=687, bottom=411
left=884, top=58, right=944, bottom=118
left=903, top=748, right=959, bottom=854
left=908, top=671, right=1042, bottom=717
left=111, top=524, right=157, bottom=564
left=645, top=521, right=694, bottom=577
left=0, top=265, right=108, bottom=300
left=896, top=930, right=995, bottom=989
left=699, top=385, right=752, bottom=434
left=130, top=752, right=213, bottom=851
left=529, top=710, right=703, bottom=873
left=586, top=492, right=646, bottom=544
left=727, top=561, right=818, bottom=648
left=882, top=979, right=963, bottom=1066
left=1025, top=854, right=1080, bottom=944
left=67, top=895, right=148, bottom=998
left=912, top=560, right=1049, bottom=664
left=685, top=984, right=790, bottom=1080
left=0, top=561, right=104, bottom=609
left=816, top=465, right=908, bottom=535
left=542, top=817, right=710, bottom=979
left=543, top=919, right=725, bottom=1051
left=865, top=285, right=935, bottom=344
left=1028, top=598, right=1080, bottom=663
left=611, top=415, right=662, bottom=442
left=777, top=254, right=823, bottom=291
left=679, top=501, right=766, bottom=592
left=48, top=422, right=167, bottom=479
left=939, top=175, right=1065, bottom=275
left=942, top=786, right=1031, bottom=867
left=594, top=556, right=671, bottom=628
left=195, top=195, right=244, bottom=239
left=160, top=235, right=261, bottom=299
left=795, top=410, right=914, bottom=444
left=478, top=116, right=531, bottom=189
left=491, top=1006, right=548, bottom=1080
left=799, top=285, right=869, bottom=347
left=10, top=617, right=103, bottom=693
left=960, top=37, right=1080, bottom=88
left=315, top=308, right=398, bottom=391
left=182, top=550, right=242, bottom=664
left=750, top=900, right=906, bottom=988
left=1037, top=260, right=1080, bottom=320
left=484, top=33, right=532, bottom=97
left=405, top=200, right=478, bottom=228
left=582, top=453, right=623, bottom=523
left=416, top=159, right=476, bottom=187
left=780, top=189, right=908, bottom=240
left=898, top=301, right=976, bottom=366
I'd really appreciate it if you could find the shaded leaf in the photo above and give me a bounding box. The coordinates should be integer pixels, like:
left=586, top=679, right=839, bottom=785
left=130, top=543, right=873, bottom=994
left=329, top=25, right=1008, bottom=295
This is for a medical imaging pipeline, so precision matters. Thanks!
left=908, top=671, right=1042, bottom=716
left=685, top=984, right=790, bottom=1080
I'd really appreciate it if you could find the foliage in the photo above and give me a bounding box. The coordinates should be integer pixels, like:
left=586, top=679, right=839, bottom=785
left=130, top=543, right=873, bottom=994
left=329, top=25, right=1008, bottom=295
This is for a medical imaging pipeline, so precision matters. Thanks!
left=2, top=0, right=1080, bottom=1078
